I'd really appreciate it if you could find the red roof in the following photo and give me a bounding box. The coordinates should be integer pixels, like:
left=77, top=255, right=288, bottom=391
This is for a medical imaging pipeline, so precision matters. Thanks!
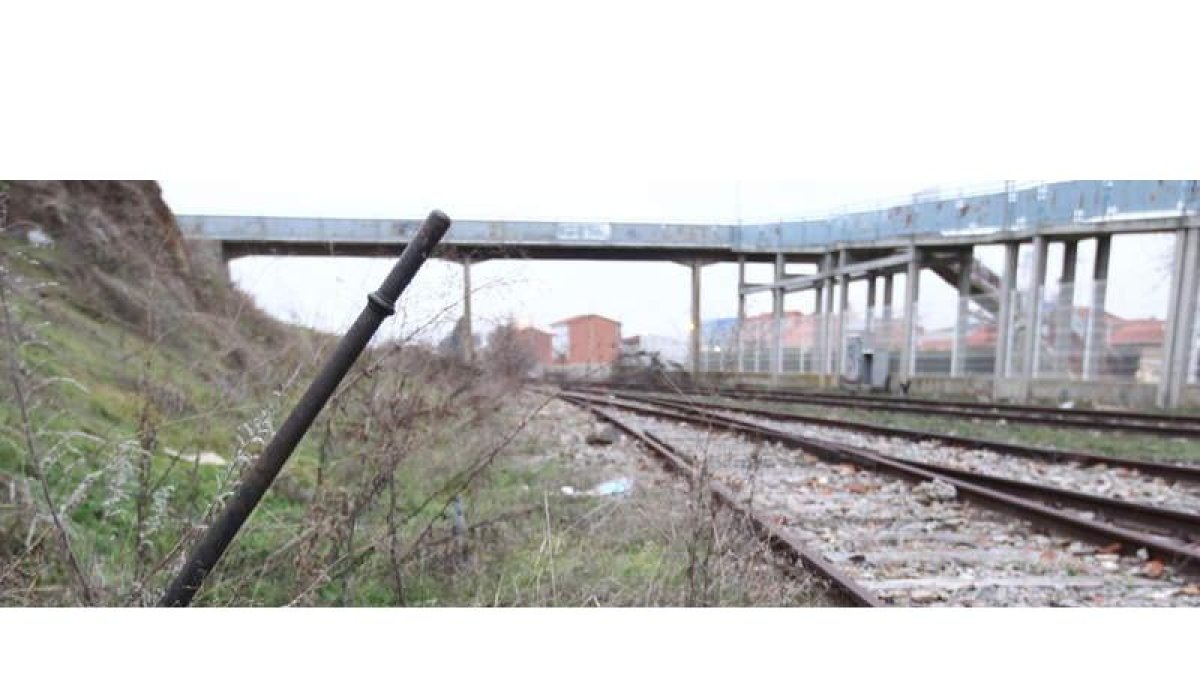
left=551, top=314, right=622, bottom=327
left=1109, top=319, right=1164, bottom=346
left=966, top=324, right=999, bottom=348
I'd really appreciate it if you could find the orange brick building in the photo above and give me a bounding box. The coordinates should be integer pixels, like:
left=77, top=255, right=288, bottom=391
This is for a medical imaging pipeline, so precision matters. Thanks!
left=551, top=314, right=622, bottom=364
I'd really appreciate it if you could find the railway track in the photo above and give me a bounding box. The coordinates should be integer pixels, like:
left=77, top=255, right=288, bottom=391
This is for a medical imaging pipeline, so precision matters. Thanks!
left=562, top=398, right=882, bottom=607
left=588, top=383, right=1200, bottom=438
left=558, top=390, right=1200, bottom=607
left=584, top=387, right=1200, bottom=484
left=609, top=391, right=1200, bottom=539
left=784, top=387, right=1200, bottom=424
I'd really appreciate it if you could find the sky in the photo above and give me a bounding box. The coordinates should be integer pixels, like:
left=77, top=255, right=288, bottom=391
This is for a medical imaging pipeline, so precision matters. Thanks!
left=6, top=2, right=1188, bottom=353
left=161, top=180, right=1178, bottom=347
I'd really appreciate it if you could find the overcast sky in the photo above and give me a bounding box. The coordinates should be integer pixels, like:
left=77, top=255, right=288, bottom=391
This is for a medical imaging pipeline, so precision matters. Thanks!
left=161, top=180, right=1177, bottom=347
left=6, top=2, right=1193, bottom=352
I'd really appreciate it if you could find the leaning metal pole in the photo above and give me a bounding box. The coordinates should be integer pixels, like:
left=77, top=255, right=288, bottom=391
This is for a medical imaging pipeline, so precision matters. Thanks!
left=160, top=210, right=452, bottom=607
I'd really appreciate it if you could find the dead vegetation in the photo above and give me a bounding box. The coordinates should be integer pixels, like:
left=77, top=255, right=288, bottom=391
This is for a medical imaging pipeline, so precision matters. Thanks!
left=0, top=180, right=818, bottom=606
left=391, top=396, right=832, bottom=607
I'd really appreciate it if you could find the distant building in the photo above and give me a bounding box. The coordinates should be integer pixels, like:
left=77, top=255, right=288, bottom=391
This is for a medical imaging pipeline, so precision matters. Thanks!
left=551, top=314, right=622, bottom=365
left=1109, top=318, right=1166, bottom=382
left=701, top=301, right=1175, bottom=381
left=911, top=307, right=1169, bottom=381
left=621, top=334, right=688, bottom=365
left=701, top=317, right=739, bottom=345
left=740, top=311, right=819, bottom=347
left=702, top=311, right=903, bottom=350
left=701, top=311, right=835, bottom=372
left=513, top=326, right=554, bottom=365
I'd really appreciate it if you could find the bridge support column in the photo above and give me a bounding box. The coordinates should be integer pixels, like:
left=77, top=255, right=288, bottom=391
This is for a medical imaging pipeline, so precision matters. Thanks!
left=1160, top=227, right=1200, bottom=407
left=993, top=241, right=1019, bottom=398
left=822, top=254, right=836, bottom=382
left=736, top=256, right=746, bottom=374
left=1021, top=235, right=1049, bottom=401
left=1082, top=235, right=1111, bottom=380
left=1054, top=240, right=1078, bottom=376
left=951, top=247, right=973, bottom=377
left=837, top=250, right=850, bottom=382
left=690, top=261, right=702, bottom=376
left=462, top=258, right=474, bottom=362
left=882, top=273, right=894, bottom=379
left=865, top=273, right=877, bottom=351
left=900, top=246, right=921, bottom=382
left=813, top=261, right=826, bottom=375
left=772, top=253, right=785, bottom=377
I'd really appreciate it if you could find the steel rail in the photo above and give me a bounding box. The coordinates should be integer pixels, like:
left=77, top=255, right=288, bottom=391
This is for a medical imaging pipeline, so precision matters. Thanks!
left=719, top=389, right=1200, bottom=438
left=604, top=388, right=1200, bottom=484
left=606, top=392, right=1200, bottom=540
left=576, top=379, right=1200, bottom=425
left=576, top=382, right=1200, bottom=438
left=560, top=391, right=1200, bottom=573
left=561, top=397, right=883, bottom=607
left=880, top=459, right=1200, bottom=542
left=727, top=385, right=1200, bottom=424
left=608, top=392, right=1200, bottom=540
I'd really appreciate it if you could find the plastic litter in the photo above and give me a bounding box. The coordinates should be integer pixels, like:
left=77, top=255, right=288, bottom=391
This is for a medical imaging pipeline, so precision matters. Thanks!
left=560, top=477, right=633, bottom=497
left=27, top=228, right=54, bottom=247
left=588, top=477, right=633, bottom=496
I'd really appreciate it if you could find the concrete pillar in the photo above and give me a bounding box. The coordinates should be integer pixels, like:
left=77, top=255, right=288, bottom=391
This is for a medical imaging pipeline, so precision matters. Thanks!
left=822, top=257, right=836, bottom=378
left=1159, top=229, right=1188, bottom=406
left=837, top=250, right=851, bottom=380
left=813, top=271, right=825, bottom=375
left=462, top=258, right=474, bottom=362
left=1022, top=235, right=1049, bottom=400
left=951, top=247, right=973, bottom=377
left=1054, top=240, right=1078, bottom=376
left=736, top=256, right=746, bottom=374
left=882, top=273, right=894, bottom=377
left=865, top=273, right=877, bottom=349
left=993, top=241, right=1019, bottom=395
left=690, top=261, right=701, bottom=375
left=1160, top=228, right=1200, bottom=407
left=900, top=246, right=921, bottom=380
left=1082, top=235, right=1111, bottom=380
left=773, top=253, right=785, bottom=375
left=1160, top=231, right=1188, bottom=402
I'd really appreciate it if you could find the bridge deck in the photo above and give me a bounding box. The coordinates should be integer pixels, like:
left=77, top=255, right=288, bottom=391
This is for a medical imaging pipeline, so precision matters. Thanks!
left=179, top=180, right=1198, bottom=262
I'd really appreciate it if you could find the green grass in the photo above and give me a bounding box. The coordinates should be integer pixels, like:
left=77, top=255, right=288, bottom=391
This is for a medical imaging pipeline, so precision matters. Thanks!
left=2, top=238, right=825, bottom=607
left=0, top=241, right=313, bottom=604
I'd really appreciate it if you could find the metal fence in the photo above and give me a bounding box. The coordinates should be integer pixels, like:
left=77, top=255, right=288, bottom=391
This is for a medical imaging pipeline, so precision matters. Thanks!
left=698, top=276, right=1183, bottom=386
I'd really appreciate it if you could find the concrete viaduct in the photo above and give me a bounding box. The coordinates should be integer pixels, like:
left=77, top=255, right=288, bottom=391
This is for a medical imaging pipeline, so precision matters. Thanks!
left=179, top=180, right=1200, bottom=408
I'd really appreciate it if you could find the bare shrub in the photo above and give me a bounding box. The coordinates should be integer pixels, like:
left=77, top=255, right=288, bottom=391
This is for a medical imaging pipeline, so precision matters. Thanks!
left=0, top=180, right=825, bottom=607
left=482, top=320, right=537, bottom=382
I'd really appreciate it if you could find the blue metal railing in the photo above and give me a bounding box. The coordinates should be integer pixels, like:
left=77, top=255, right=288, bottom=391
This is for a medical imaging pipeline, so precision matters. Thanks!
left=737, top=180, right=1197, bottom=250
left=179, top=180, right=1198, bottom=256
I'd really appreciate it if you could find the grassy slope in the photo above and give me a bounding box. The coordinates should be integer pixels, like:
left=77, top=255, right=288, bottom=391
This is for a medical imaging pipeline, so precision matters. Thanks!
left=0, top=239, right=314, bottom=602
left=2, top=236, right=820, bottom=607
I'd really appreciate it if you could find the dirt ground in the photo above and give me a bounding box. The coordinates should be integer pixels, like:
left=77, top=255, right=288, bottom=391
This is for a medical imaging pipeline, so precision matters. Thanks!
left=402, top=393, right=834, bottom=607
